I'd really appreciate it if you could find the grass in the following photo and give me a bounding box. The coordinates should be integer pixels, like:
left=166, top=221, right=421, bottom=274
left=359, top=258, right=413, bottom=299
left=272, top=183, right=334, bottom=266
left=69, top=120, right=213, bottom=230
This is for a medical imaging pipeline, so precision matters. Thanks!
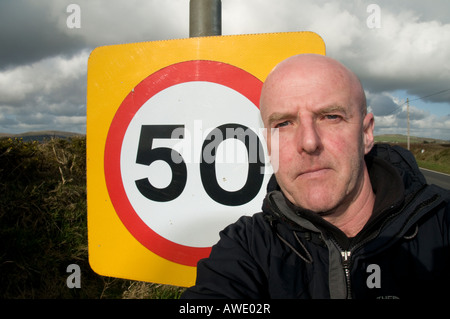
left=374, top=134, right=448, bottom=145
left=375, top=135, right=450, bottom=174
left=406, top=143, right=450, bottom=175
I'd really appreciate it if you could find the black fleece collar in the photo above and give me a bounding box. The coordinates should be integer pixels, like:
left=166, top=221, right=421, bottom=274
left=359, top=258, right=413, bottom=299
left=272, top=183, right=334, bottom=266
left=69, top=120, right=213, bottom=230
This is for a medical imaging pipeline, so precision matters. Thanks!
left=366, top=155, right=405, bottom=220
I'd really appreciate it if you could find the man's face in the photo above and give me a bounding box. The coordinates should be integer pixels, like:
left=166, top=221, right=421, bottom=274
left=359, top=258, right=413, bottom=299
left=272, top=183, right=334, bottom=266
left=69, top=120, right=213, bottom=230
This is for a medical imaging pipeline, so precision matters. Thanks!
left=260, top=57, right=374, bottom=214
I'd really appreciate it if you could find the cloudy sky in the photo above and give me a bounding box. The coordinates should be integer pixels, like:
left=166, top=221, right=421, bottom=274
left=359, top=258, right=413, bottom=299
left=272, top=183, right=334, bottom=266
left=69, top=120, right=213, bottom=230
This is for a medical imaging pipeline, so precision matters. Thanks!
left=1, top=0, right=449, bottom=139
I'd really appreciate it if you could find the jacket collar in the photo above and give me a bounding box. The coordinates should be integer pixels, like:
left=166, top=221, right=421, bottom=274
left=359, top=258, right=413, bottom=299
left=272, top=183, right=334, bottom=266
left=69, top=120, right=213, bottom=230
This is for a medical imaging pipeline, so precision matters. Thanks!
left=263, top=145, right=414, bottom=250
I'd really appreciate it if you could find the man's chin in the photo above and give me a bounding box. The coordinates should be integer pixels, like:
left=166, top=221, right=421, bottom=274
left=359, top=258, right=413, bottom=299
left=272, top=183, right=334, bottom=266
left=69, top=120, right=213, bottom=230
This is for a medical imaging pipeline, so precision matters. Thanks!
left=292, top=190, right=340, bottom=214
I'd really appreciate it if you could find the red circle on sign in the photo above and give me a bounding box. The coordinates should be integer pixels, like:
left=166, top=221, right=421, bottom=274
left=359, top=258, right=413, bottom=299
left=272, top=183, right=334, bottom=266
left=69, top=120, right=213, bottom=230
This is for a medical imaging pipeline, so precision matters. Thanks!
left=104, top=60, right=263, bottom=266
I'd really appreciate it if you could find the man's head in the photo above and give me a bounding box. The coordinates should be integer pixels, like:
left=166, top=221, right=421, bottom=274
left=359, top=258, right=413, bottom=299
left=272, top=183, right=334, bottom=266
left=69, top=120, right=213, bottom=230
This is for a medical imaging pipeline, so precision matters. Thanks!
left=260, top=54, right=375, bottom=214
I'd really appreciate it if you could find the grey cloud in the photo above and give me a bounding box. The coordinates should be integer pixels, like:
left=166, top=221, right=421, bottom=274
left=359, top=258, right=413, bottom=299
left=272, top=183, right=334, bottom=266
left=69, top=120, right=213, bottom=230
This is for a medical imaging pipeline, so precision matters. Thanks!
left=0, top=49, right=89, bottom=134
left=367, top=93, right=399, bottom=116
left=0, top=0, right=189, bottom=70
left=381, top=0, right=450, bottom=24
left=0, top=0, right=86, bottom=70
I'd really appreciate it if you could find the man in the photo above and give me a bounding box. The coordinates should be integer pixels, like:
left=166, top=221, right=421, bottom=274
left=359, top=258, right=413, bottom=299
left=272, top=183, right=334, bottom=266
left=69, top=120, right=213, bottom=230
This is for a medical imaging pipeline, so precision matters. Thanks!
left=182, top=54, right=450, bottom=299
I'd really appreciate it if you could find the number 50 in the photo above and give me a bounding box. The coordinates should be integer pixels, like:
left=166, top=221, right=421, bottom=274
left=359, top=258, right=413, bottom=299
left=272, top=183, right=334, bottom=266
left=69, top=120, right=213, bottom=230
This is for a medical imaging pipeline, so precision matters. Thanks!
left=135, top=124, right=265, bottom=206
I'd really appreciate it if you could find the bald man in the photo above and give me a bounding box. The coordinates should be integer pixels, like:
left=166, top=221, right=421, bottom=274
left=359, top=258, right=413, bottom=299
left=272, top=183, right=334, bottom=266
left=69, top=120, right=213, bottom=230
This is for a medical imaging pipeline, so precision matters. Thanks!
left=182, top=54, right=450, bottom=299
left=260, top=54, right=375, bottom=237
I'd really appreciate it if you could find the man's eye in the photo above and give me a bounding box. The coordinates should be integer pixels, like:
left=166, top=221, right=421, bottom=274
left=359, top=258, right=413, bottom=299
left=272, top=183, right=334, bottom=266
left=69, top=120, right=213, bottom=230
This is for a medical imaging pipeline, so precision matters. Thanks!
left=275, top=121, right=290, bottom=128
left=324, top=114, right=342, bottom=121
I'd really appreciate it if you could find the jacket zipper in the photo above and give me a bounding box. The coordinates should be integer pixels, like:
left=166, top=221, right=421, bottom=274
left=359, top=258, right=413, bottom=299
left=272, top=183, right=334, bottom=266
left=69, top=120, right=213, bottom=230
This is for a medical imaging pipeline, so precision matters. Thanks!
left=335, top=189, right=438, bottom=299
left=341, top=250, right=352, bottom=299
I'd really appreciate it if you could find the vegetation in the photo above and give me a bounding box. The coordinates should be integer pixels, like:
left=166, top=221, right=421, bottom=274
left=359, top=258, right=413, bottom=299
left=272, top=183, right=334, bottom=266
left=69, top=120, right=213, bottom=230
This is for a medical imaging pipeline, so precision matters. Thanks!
left=374, top=134, right=449, bottom=145
left=0, top=136, right=184, bottom=299
left=409, top=143, right=450, bottom=175
left=375, top=135, right=450, bottom=174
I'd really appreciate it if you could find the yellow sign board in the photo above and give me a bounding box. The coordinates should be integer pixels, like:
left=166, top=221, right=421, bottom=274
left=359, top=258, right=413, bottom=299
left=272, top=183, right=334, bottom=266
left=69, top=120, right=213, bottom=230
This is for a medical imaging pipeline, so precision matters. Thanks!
left=87, top=32, right=325, bottom=287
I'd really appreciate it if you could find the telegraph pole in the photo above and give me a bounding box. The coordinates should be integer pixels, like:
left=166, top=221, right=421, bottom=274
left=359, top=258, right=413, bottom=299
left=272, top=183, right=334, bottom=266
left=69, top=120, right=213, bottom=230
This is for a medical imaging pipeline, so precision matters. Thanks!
left=189, top=0, right=222, bottom=37
left=407, top=97, right=410, bottom=150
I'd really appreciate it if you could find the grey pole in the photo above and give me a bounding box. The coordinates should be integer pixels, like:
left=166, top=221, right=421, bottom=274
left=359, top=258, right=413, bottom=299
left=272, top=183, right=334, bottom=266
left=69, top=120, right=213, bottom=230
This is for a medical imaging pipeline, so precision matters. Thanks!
left=189, top=0, right=222, bottom=37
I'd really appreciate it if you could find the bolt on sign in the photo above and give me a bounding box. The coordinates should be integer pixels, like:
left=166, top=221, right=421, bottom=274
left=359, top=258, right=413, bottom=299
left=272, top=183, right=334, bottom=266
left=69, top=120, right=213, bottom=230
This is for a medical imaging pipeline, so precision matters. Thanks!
left=87, top=32, right=325, bottom=287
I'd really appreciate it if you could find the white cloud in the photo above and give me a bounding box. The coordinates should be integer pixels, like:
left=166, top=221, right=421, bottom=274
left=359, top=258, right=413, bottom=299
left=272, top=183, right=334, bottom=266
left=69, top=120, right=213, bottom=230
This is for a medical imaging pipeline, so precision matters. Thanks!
left=358, top=12, right=450, bottom=93
left=0, top=50, right=89, bottom=133
left=304, top=2, right=363, bottom=55
left=371, top=96, right=450, bottom=140
left=223, top=0, right=450, bottom=103
left=0, top=68, right=35, bottom=104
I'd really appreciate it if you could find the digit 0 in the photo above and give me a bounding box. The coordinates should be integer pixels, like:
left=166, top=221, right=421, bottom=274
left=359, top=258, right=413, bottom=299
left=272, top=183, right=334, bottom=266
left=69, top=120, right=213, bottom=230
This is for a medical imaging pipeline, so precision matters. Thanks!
left=200, top=123, right=265, bottom=206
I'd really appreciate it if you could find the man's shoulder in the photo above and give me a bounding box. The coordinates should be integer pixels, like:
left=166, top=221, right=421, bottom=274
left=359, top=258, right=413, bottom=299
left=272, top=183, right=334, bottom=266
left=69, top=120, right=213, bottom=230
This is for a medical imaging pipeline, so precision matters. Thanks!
left=420, top=183, right=450, bottom=204
left=368, top=143, right=427, bottom=190
left=214, top=212, right=285, bottom=253
left=408, top=183, right=450, bottom=229
left=221, top=212, right=272, bottom=236
left=425, top=184, right=450, bottom=211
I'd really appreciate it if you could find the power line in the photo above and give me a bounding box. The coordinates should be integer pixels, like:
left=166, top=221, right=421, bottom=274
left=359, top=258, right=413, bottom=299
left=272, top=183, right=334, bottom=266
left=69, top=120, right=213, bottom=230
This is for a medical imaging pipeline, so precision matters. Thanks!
left=407, top=88, right=450, bottom=104
left=403, top=89, right=450, bottom=148
left=375, top=87, right=450, bottom=117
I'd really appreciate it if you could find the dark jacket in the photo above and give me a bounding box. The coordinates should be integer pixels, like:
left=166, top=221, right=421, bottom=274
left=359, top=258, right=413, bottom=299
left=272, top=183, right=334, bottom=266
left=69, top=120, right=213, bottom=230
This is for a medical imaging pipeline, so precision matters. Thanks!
left=182, top=144, right=450, bottom=299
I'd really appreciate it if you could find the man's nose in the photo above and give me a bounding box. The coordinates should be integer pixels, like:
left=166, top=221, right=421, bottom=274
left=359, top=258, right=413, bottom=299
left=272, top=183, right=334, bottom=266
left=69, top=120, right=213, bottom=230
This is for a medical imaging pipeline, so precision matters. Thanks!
left=296, top=120, right=322, bottom=154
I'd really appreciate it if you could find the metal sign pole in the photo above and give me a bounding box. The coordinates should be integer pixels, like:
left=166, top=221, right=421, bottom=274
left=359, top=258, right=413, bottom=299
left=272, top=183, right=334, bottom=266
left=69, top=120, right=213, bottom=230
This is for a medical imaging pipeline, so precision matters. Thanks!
left=189, top=0, right=222, bottom=37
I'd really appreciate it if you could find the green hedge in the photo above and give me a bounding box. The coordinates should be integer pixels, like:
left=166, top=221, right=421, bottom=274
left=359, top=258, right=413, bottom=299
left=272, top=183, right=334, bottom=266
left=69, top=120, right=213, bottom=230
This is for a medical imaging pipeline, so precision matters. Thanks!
left=0, top=137, right=183, bottom=298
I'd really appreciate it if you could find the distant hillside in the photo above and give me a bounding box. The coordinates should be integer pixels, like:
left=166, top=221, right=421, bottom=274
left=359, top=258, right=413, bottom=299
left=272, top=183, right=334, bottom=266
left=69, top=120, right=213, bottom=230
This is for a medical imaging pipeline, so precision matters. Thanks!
left=0, top=130, right=85, bottom=142
left=375, top=134, right=449, bottom=144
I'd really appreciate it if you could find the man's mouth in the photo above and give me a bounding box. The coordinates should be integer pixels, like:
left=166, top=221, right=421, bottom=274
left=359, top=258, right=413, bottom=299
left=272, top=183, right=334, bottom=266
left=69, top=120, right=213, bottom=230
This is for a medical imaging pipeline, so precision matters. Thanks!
left=298, top=167, right=331, bottom=178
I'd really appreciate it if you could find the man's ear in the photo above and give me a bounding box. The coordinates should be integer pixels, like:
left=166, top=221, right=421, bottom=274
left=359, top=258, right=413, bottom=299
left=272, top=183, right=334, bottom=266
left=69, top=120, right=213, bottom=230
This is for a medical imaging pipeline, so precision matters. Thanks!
left=363, top=112, right=375, bottom=154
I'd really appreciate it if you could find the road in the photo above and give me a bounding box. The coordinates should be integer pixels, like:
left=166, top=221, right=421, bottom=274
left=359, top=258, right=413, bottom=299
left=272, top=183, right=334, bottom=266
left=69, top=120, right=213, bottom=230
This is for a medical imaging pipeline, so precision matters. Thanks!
left=420, top=168, right=450, bottom=190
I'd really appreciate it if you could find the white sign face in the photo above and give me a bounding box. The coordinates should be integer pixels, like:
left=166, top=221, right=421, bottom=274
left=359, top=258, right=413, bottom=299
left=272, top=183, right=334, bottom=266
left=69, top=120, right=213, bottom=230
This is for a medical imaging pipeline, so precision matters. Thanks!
left=103, top=60, right=274, bottom=265
left=121, top=81, right=273, bottom=247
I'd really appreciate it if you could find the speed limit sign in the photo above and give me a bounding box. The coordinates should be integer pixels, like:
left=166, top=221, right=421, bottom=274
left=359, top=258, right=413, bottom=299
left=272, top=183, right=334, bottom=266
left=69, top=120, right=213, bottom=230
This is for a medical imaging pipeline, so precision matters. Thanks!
left=87, top=32, right=325, bottom=286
